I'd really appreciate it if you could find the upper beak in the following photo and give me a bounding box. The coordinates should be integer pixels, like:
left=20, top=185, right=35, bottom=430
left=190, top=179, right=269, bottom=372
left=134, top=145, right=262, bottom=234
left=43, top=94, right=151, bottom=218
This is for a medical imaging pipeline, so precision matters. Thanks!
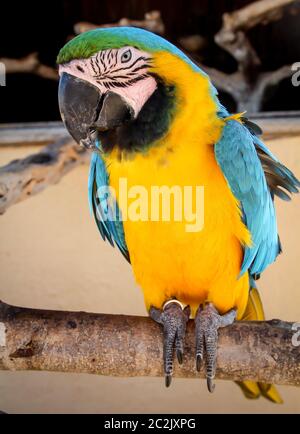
left=58, top=72, right=134, bottom=149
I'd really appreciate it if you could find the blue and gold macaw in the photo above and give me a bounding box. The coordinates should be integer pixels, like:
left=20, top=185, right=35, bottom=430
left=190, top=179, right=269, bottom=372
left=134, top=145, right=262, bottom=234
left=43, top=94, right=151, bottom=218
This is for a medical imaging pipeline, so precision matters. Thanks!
left=57, top=27, right=299, bottom=402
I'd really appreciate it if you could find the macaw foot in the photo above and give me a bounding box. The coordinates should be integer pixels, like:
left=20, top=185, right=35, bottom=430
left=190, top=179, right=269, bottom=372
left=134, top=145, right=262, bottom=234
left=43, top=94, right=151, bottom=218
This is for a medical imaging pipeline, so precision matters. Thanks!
left=195, top=303, right=236, bottom=393
left=150, top=301, right=191, bottom=387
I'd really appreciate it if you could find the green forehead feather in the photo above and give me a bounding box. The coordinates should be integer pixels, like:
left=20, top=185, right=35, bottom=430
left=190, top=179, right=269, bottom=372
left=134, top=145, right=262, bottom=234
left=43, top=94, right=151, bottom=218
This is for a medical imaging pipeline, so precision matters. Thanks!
left=57, top=27, right=171, bottom=64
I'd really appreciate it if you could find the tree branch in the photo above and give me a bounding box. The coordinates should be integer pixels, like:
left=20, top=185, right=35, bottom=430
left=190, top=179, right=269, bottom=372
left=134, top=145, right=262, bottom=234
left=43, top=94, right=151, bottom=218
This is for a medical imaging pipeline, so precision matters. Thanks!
left=0, top=301, right=299, bottom=385
left=213, top=0, right=299, bottom=111
left=74, top=10, right=165, bottom=36
left=259, top=64, right=293, bottom=89
left=178, top=35, right=207, bottom=53
left=1, top=53, right=58, bottom=81
left=215, top=0, right=298, bottom=61
left=219, top=0, right=298, bottom=35
left=240, top=65, right=293, bottom=112
left=0, top=137, right=88, bottom=214
left=215, top=29, right=261, bottom=76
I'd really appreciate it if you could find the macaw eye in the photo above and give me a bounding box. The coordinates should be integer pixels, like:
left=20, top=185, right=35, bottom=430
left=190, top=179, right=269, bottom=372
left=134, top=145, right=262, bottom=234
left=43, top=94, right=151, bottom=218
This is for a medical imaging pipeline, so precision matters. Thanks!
left=121, top=49, right=132, bottom=63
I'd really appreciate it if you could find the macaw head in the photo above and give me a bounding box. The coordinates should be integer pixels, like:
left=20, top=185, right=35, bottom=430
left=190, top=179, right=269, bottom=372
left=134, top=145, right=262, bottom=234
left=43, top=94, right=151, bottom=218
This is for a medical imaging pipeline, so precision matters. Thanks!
left=57, top=27, right=218, bottom=153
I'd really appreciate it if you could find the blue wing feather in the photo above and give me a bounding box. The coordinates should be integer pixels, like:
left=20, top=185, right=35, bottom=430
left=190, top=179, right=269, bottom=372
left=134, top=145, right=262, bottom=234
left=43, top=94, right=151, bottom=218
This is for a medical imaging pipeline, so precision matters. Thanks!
left=215, top=119, right=281, bottom=276
left=88, top=151, right=130, bottom=262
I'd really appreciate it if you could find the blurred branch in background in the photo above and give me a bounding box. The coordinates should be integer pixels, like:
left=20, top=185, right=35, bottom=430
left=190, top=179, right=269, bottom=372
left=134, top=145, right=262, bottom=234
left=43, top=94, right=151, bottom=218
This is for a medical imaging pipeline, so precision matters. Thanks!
left=74, top=10, right=165, bottom=35
left=209, top=0, right=300, bottom=112
left=217, top=0, right=299, bottom=34
left=0, top=301, right=299, bottom=386
left=0, top=53, right=58, bottom=81
left=0, top=136, right=87, bottom=214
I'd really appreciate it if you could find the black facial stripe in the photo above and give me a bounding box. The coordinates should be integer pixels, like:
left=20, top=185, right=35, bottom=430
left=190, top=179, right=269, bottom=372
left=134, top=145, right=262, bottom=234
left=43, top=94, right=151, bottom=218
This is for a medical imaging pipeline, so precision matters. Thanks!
left=90, top=59, right=98, bottom=75
left=97, top=74, right=149, bottom=89
left=99, top=52, right=106, bottom=70
left=95, top=53, right=102, bottom=75
left=90, top=52, right=152, bottom=82
left=94, top=68, right=150, bottom=82
left=131, top=64, right=151, bottom=73
left=128, top=74, right=149, bottom=83
left=106, top=56, right=150, bottom=75
left=107, top=75, right=133, bottom=80
left=106, top=75, right=119, bottom=81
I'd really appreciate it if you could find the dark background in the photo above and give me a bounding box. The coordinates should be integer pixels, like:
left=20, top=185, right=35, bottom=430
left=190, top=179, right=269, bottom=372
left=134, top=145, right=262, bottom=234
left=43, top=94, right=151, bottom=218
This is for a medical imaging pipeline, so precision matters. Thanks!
left=1, top=0, right=300, bottom=122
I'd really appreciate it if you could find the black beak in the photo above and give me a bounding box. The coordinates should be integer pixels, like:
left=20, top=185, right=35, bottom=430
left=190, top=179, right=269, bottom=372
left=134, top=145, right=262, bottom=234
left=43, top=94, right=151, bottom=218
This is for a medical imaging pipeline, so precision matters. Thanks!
left=58, top=72, right=134, bottom=149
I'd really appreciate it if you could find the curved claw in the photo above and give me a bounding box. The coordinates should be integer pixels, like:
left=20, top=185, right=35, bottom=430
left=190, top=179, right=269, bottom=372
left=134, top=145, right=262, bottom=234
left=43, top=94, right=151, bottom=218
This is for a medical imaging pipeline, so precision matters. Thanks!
left=150, top=302, right=190, bottom=387
left=176, top=348, right=183, bottom=365
left=195, top=303, right=236, bottom=392
left=196, top=354, right=203, bottom=372
left=207, top=377, right=216, bottom=393
left=165, top=374, right=172, bottom=388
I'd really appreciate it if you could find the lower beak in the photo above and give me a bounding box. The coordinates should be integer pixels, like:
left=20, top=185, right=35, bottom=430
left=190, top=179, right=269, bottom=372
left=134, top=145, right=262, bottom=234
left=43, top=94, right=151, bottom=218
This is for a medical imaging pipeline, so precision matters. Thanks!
left=58, top=72, right=133, bottom=149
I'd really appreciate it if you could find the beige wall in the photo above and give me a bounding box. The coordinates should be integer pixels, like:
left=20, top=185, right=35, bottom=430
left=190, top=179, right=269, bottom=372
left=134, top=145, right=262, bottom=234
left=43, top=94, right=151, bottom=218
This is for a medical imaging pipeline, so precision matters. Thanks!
left=0, top=136, right=299, bottom=414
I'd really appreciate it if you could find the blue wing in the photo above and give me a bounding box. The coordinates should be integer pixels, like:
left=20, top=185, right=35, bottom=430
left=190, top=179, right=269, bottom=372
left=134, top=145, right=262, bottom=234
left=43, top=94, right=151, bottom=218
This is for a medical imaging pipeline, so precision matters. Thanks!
left=88, top=151, right=130, bottom=262
left=215, top=119, right=299, bottom=276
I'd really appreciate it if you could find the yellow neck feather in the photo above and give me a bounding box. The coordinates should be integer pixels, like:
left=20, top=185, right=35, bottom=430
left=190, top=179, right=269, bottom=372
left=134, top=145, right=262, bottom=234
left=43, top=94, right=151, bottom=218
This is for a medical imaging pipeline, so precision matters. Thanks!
left=150, top=51, right=224, bottom=152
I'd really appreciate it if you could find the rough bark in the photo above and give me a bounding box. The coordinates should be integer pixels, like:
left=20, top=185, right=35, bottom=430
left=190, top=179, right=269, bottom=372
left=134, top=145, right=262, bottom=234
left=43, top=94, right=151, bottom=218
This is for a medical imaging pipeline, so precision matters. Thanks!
left=0, top=301, right=299, bottom=385
left=0, top=137, right=88, bottom=214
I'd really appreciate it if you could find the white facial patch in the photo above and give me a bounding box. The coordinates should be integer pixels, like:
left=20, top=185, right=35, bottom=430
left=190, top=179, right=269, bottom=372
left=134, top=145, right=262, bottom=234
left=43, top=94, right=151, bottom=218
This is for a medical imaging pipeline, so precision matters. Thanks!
left=114, top=75, right=157, bottom=117
left=59, top=47, right=157, bottom=118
